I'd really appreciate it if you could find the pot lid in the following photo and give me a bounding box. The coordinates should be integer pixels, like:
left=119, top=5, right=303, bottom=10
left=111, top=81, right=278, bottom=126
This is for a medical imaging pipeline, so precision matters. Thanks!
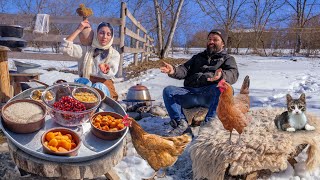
left=129, top=84, right=149, bottom=91
left=0, top=24, right=23, bottom=28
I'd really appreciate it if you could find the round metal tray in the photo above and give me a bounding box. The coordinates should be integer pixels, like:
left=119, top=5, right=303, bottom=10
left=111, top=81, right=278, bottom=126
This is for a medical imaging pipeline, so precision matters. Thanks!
left=0, top=87, right=128, bottom=162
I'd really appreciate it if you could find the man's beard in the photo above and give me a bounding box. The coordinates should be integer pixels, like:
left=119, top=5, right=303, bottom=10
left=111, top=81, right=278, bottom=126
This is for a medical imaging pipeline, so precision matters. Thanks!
left=207, top=44, right=222, bottom=54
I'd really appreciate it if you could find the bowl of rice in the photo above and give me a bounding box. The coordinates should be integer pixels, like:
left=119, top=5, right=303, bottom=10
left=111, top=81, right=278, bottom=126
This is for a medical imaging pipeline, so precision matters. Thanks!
left=1, top=99, right=47, bottom=133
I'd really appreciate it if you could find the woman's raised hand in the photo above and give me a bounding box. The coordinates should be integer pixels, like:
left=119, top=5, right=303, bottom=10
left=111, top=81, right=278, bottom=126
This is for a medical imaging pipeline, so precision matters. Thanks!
left=77, top=19, right=91, bottom=32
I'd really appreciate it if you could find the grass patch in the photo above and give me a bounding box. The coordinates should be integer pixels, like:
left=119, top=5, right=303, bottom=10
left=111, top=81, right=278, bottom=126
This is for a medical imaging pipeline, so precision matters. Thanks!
left=124, top=57, right=187, bottom=80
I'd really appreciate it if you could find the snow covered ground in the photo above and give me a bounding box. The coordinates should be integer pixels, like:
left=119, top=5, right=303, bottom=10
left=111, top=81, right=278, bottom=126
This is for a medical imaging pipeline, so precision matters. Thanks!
left=7, top=50, right=320, bottom=179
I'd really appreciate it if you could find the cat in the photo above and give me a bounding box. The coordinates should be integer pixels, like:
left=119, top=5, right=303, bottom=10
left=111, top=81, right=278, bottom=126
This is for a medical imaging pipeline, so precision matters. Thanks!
left=274, top=93, right=315, bottom=132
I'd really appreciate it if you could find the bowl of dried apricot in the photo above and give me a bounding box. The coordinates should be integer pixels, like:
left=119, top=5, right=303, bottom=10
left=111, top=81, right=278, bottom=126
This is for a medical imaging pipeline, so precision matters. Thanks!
left=90, top=112, right=127, bottom=140
left=41, top=127, right=81, bottom=156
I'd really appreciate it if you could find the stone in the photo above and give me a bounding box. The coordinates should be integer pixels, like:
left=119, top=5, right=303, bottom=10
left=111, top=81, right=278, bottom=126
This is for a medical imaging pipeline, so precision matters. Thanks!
left=149, top=105, right=167, bottom=117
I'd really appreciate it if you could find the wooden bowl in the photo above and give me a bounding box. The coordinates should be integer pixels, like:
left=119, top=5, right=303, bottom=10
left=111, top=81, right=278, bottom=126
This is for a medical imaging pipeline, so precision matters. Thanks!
left=90, top=112, right=127, bottom=140
left=41, top=127, right=81, bottom=156
left=1, top=99, right=46, bottom=133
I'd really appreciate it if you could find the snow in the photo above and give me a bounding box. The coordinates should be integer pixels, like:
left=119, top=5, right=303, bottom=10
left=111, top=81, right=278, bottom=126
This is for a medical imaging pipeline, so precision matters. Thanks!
left=7, top=49, right=320, bottom=179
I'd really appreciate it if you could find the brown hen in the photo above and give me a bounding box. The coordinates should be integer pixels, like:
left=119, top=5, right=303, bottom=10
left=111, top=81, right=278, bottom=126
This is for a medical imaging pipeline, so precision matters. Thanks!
left=122, top=116, right=191, bottom=179
left=216, top=76, right=250, bottom=144
left=76, top=4, right=93, bottom=19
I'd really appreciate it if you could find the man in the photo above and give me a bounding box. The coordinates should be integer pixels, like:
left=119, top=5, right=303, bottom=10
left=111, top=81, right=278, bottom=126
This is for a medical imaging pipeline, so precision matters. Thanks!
left=160, top=29, right=239, bottom=136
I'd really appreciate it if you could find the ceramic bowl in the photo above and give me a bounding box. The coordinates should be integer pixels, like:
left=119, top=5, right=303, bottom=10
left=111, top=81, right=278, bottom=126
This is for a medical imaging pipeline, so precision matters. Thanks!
left=41, top=127, right=81, bottom=156
left=90, top=111, right=127, bottom=140
left=1, top=99, right=46, bottom=133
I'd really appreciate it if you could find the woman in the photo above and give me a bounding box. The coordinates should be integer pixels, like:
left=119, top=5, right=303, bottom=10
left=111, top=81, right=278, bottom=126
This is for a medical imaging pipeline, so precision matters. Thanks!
left=61, top=20, right=120, bottom=100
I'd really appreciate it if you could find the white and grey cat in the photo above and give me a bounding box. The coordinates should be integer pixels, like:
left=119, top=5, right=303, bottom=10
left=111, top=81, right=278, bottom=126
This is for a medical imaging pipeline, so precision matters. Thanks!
left=274, top=93, right=315, bottom=132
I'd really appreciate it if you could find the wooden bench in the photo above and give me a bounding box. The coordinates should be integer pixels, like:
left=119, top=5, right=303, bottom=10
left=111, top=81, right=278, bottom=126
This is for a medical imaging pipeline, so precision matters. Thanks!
left=9, top=72, right=42, bottom=95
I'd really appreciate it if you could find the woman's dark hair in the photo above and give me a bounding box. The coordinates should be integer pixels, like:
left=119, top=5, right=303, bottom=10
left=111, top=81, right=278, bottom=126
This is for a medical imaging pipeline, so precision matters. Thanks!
left=97, top=22, right=113, bottom=36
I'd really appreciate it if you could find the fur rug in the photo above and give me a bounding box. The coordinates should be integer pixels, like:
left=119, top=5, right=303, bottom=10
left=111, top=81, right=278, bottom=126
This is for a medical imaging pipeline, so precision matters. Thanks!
left=190, top=108, right=320, bottom=180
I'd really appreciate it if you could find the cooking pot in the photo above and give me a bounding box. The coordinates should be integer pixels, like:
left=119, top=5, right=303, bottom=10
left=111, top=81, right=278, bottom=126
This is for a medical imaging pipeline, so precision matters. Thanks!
left=0, top=25, right=24, bottom=38
left=124, top=84, right=154, bottom=102
left=0, top=37, right=27, bottom=48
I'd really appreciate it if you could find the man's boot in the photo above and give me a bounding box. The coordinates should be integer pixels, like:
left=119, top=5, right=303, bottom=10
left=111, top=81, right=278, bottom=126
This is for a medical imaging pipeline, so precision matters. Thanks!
left=168, top=119, right=188, bottom=136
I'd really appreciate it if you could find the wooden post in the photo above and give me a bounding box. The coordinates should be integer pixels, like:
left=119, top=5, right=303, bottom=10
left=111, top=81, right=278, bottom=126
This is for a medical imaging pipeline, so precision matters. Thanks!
left=142, top=34, right=147, bottom=62
left=0, top=46, right=11, bottom=103
left=117, top=2, right=126, bottom=78
left=134, top=23, right=140, bottom=66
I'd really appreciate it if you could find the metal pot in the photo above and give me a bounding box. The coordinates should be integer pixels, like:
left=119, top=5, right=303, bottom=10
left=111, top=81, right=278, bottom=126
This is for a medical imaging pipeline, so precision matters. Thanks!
left=0, top=37, right=27, bottom=48
left=125, top=84, right=153, bottom=102
left=0, top=25, right=24, bottom=38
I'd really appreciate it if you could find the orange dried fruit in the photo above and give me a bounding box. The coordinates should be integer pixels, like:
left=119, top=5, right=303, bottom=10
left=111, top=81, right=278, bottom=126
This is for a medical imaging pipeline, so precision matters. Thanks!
left=48, top=145, right=58, bottom=152
left=109, top=122, right=116, bottom=128
left=102, top=125, right=110, bottom=131
left=65, top=134, right=73, bottom=140
left=45, top=132, right=55, bottom=141
left=110, top=128, right=118, bottom=131
left=58, top=139, right=71, bottom=151
left=48, top=138, right=58, bottom=147
left=61, top=135, right=70, bottom=140
left=117, top=123, right=124, bottom=130
left=58, top=147, right=68, bottom=153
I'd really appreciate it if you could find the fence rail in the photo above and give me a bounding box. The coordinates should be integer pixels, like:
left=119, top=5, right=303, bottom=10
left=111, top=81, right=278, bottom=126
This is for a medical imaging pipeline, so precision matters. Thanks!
left=0, top=2, right=155, bottom=77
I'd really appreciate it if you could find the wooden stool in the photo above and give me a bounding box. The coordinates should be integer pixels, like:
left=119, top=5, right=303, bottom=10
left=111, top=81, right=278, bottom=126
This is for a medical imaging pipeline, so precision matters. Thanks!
left=7, top=139, right=125, bottom=180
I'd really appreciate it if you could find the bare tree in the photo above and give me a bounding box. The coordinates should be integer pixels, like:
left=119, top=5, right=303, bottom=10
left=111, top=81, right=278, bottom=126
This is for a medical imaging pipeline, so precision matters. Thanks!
left=154, top=0, right=184, bottom=59
left=286, top=0, right=320, bottom=54
left=15, top=0, right=47, bottom=14
left=196, top=0, right=248, bottom=51
left=0, top=0, right=10, bottom=12
left=247, top=0, right=285, bottom=54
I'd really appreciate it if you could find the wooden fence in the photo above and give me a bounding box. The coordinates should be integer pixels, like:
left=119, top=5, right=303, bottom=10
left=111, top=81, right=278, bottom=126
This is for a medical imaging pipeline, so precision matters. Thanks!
left=0, top=2, right=154, bottom=77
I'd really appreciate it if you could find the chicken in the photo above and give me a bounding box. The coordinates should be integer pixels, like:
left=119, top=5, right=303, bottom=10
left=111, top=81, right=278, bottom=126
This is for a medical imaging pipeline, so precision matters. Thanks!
left=216, top=76, right=250, bottom=144
left=76, top=4, right=93, bottom=20
left=122, top=116, right=191, bottom=179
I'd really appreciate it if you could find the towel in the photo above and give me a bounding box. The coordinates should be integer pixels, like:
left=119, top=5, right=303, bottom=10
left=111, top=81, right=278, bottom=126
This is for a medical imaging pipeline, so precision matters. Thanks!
left=34, top=14, right=50, bottom=33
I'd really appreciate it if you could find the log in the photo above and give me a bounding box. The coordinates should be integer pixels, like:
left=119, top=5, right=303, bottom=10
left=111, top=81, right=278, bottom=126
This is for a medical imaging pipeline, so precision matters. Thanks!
left=7, top=139, right=125, bottom=179
left=0, top=46, right=11, bottom=103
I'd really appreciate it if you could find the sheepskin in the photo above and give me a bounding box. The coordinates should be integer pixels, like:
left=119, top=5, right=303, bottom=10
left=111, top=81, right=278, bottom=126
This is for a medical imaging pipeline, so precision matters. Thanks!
left=190, top=108, right=320, bottom=180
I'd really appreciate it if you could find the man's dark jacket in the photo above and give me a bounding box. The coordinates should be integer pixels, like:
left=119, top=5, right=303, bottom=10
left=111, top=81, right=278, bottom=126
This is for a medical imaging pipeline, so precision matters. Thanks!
left=169, top=50, right=239, bottom=88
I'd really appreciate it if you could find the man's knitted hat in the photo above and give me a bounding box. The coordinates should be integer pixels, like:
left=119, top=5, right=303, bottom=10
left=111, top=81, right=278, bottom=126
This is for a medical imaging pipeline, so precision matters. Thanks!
left=208, top=29, right=227, bottom=44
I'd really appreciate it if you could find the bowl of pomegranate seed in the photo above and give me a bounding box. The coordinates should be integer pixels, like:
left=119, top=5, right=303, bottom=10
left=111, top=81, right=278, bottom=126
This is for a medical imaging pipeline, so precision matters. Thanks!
left=42, top=83, right=101, bottom=127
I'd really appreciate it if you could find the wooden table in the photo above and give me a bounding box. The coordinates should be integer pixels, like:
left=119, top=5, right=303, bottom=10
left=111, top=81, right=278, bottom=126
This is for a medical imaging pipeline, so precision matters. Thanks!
left=7, top=138, right=126, bottom=180
left=9, top=72, right=42, bottom=95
